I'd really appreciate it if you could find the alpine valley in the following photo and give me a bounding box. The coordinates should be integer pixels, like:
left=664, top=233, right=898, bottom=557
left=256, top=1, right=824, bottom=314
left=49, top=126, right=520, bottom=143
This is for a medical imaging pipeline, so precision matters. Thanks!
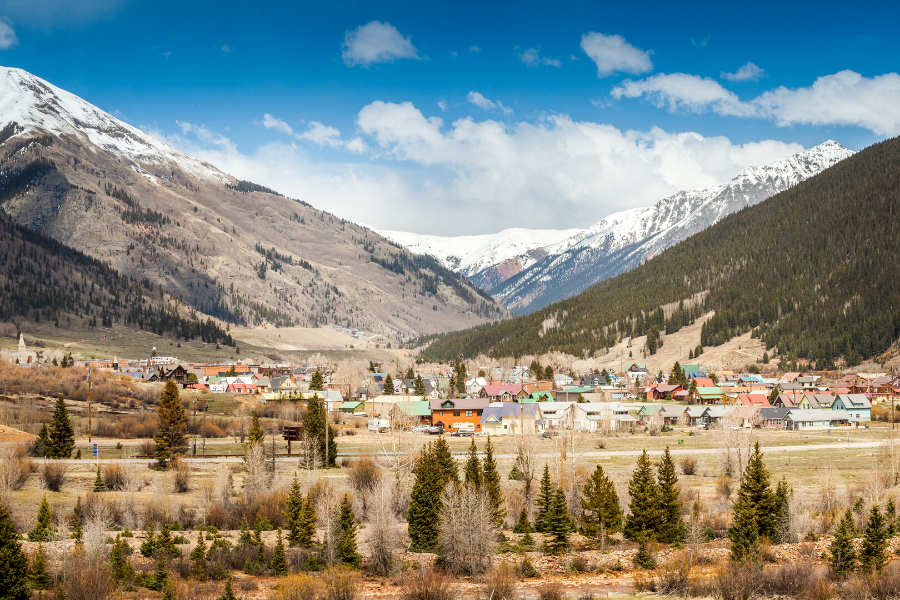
left=0, top=66, right=506, bottom=343
left=383, top=141, right=855, bottom=314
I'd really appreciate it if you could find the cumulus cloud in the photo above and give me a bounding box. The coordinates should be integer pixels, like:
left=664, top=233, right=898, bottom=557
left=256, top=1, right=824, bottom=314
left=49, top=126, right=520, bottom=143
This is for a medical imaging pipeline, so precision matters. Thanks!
left=342, top=21, right=420, bottom=66
left=466, top=91, right=512, bottom=114
left=612, top=73, right=756, bottom=116
left=580, top=32, right=652, bottom=77
left=437, top=100, right=447, bottom=111
left=262, top=114, right=293, bottom=135
left=518, top=47, right=561, bottom=67
left=614, top=69, right=900, bottom=136
left=469, top=45, right=481, bottom=53
left=298, top=122, right=343, bottom=147
left=721, top=62, right=765, bottom=82
left=158, top=104, right=802, bottom=234
left=0, top=18, right=18, bottom=49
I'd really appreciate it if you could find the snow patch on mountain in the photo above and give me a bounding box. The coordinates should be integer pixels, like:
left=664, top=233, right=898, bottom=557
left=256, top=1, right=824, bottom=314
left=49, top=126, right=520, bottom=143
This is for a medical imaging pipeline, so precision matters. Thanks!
left=0, top=66, right=227, bottom=183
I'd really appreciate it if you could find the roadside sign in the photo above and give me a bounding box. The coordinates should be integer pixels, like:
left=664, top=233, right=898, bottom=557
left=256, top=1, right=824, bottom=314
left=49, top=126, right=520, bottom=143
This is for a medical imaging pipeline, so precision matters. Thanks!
left=678, top=439, right=684, bottom=445
left=92, top=444, right=97, bottom=457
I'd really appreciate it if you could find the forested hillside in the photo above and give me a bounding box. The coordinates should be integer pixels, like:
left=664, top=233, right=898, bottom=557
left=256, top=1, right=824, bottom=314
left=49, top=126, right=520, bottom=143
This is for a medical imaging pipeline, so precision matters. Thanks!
left=0, top=213, right=235, bottom=347
left=423, top=136, right=900, bottom=368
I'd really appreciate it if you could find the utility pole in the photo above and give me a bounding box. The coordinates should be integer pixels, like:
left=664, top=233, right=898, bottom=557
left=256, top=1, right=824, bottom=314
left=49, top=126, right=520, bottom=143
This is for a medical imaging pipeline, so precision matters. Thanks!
left=87, top=368, right=92, bottom=443
left=202, top=402, right=207, bottom=455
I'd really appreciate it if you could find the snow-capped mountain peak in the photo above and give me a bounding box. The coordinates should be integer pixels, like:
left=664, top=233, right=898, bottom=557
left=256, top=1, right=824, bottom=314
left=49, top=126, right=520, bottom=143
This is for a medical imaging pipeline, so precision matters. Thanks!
left=0, top=66, right=226, bottom=182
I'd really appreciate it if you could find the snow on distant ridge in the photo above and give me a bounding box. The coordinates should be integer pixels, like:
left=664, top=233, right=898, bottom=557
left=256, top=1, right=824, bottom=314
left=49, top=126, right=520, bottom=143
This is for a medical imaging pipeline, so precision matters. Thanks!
left=0, top=66, right=227, bottom=182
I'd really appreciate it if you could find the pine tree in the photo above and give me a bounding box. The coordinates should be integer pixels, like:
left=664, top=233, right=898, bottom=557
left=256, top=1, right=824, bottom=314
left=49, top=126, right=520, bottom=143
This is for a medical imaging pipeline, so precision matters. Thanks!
left=191, top=532, right=208, bottom=580
left=338, top=494, right=361, bottom=568
left=47, top=394, right=75, bottom=458
left=140, top=520, right=157, bottom=557
left=269, top=529, right=288, bottom=575
left=886, top=499, right=897, bottom=537
left=285, top=473, right=305, bottom=546
left=157, top=519, right=181, bottom=559
left=238, top=518, right=253, bottom=547
left=463, top=438, right=482, bottom=490
left=304, top=395, right=337, bottom=467
left=432, top=436, right=459, bottom=486
left=633, top=535, right=657, bottom=569
left=36, top=423, right=51, bottom=458
left=218, top=578, right=238, bottom=600
left=0, top=502, right=30, bottom=600
left=481, top=437, right=505, bottom=527
left=728, top=494, right=760, bottom=563
left=407, top=445, right=444, bottom=552
left=310, top=370, right=325, bottom=391
left=860, top=505, right=889, bottom=573
left=513, top=508, right=531, bottom=534
left=580, top=464, right=623, bottom=543
left=736, top=442, right=777, bottom=538
left=247, top=413, right=264, bottom=446
left=829, top=508, right=858, bottom=578
left=298, top=495, right=317, bottom=547
left=414, top=374, right=426, bottom=396
left=382, top=373, right=394, bottom=395
left=657, top=447, right=683, bottom=543
left=93, top=464, right=106, bottom=492
left=28, top=495, right=53, bottom=542
left=534, top=464, right=554, bottom=534
left=29, top=542, right=51, bottom=590
left=110, top=535, right=135, bottom=583
left=624, top=450, right=659, bottom=541
left=406, top=367, right=415, bottom=379
left=545, top=487, right=570, bottom=555
left=155, top=380, right=188, bottom=468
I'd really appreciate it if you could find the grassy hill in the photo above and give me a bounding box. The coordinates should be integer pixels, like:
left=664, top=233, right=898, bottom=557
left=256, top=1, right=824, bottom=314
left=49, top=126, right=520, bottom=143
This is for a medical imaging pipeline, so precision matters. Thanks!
left=422, top=136, right=900, bottom=368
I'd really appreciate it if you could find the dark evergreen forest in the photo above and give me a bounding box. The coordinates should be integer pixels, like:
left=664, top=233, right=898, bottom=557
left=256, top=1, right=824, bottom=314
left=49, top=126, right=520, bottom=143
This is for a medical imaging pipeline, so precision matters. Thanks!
left=423, top=136, right=900, bottom=368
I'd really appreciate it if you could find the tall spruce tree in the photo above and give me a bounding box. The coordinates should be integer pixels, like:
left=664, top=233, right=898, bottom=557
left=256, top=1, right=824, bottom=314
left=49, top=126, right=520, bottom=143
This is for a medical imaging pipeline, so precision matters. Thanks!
left=382, top=373, right=394, bottom=395
left=580, top=464, right=622, bottom=543
left=406, top=367, right=415, bottom=380
left=860, top=505, right=889, bottom=573
left=0, top=502, right=29, bottom=600
left=733, top=442, right=777, bottom=539
left=309, top=370, right=325, bottom=391
left=407, top=445, right=445, bottom=552
left=414, top=374, right=426, bottom=396
left=298, top=494, right=317, bottom=547
left=482, top=437, right=506, bottom=527
left=657, top=447, right=683, bottom=543
left=337, top=494, right=361, bottom=568
left=247, top=413, right=264, bottom=446
left=93, top=464, right=106, bottom=492
left=28, top=495, right=53, bottom=542
left=534, top=464, right=555, bottom=534
left=546, top=487, right=571, bottom=555
left=304, top=395, right=337, bottom=467
left=285, top=474, right=304, bottom=546
left=463, top=438, right=482, bottom=490
left=624, top=450, right=659, bottom=541
left=47, top=394, right=75, bottom=458
left=29, top=542, right=50, bottom=590
left=154, top=380, right=187, bottom=468
left=829, top=508, right=858, bottom=578
left=728, top=498, right=759, bottom=563
left=432, top=436, right=459, bottom=486
left=269, top=529, right=288, bottom=575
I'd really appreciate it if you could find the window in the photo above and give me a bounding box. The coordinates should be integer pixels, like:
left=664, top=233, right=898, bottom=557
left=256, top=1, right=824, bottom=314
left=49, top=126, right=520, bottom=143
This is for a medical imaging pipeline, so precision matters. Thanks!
left=453, top=412, right=461, bottom=417
left=465, top=410, right=472, bottom=417
left=503, top=425, right=508, bottom=429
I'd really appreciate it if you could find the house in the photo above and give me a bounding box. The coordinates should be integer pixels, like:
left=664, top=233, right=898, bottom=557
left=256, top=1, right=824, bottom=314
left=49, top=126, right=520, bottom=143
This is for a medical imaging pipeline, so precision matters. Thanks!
left=271, top=376, right=300, bottom=393
left=536, top=402, right=574, bottom=428
left=703, top=406, right=732, bottom=426
left=580, top=373, right=608, bottom=387
left=831, top=394, right=872, bottom=422
left=760, top=407, right=790, bottom=429
left=400, top=378, right=438, bottom=398
left=735, top=393, right=771, bottom=408
left=156, top=364, right=191, bottom=386
left=338, top=401, right=366, bottom=414
left=480, top=403, right=544, bottom=436
left=686, top=406, right=709, bottom=426
left=796, top=376, right=820, bottom=389
left=228, top=382, right=257, bottom=394
left=429, top=398, right=490, bottom=432
left=479, top=384, right=528, bottom=402
left=389, top=401, right=432, bottom=426
left=799, top=393, right=836, bottom=410
left=254, top=376, right=271, bottom=394
left=527, top=391, right=555, bottom=402
left=659, top=405, right=688, bottom=426
left=365, top=395, right=420, bottom=417
left=554, top=387, right=599, bottom=402
left=652, top=385, right=684, bottom=400
left=697, top=387, right=725, bottom=405
left=554, top=374, right=575, bottom=386
left=782, top=409, right=851, bottom=430
left=637, top=405, right=661, bottom=423
left=564, top=402, right=633, bottom=431
left=691, top=378, right=715, bottom=388
left=773, top=393, right=804, bottom=408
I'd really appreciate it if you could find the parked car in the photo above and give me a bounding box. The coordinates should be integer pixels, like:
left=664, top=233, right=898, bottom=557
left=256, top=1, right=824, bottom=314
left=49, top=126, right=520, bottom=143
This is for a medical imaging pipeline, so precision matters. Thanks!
left=425, top=426, right=444, bottom=435
left=451, top=430, right=474, bottom=437
left=411, top=425, right=431, bottom=433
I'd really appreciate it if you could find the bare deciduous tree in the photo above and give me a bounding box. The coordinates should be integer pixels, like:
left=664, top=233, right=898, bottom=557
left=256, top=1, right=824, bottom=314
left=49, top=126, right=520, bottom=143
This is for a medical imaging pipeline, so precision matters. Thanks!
left=437, top=483, right=496, bottom=576
left=368, top=479, right=396, bottom=575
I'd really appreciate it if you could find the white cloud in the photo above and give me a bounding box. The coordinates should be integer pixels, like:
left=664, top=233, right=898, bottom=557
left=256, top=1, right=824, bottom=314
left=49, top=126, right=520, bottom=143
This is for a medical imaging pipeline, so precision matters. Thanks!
left=299, top=122, right=343, bottom=147
left=466, top=91, right=512, bottom=115
left=614, top=69, right=900, bottom=136
left=342, top=21, right=420, bottom=67
left=691, top=35, right=711, bottom=48
left=0, top=18, right=18, bottom=49
left=262, top=114, right=293, bottom=135
left=437, top=100, right=447, bottom=111
left=755, top=70, right=900, bottom=136
left=518, top=47, right=561, bottom=67
left=469, top=45, right=481, bottom=53
left=158, top=105, right=802, bottom=235
left=721, top=62, right=765, bottom=82
left=580, top=32, right=652, bottom=78
left=612, top=73, right=756, bottom=116
left=221, top=44, right=233, bottom=54
left=451, top=51, right=458, bottom=57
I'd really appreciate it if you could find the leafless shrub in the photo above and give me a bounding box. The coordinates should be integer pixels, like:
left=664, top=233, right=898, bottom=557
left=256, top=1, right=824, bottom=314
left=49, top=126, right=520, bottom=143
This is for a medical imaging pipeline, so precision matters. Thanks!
left=59, top=550, right=115, bottom=600
left=172, top=457, right=190, bottom=493
left=713, top=561, right=764, bottom=600
left=537, top=581, right=563, bottom=600
left=0, top=444, right=33, bottom=493
left=652, top=551, right=695, bottom=595
left=103, top=463, right=128, bottom=491
left=399, top=568, right=457, bottom=600
left=348, top=453, right=381, bottom=496
left=481, top=564, right=518, bottom=600
left=716, top=475, right=733, bottom=500
left=271, top=573, right=322, bottom=600
left=243, top=443, right=270, bottom=496
left=438, top=483, right=496, bottom=575
left=680, top=455, right=698, bottom=475
left=139, top=438, right=156, bottom=457
left=761, top=561, right=827, bottom=598
left=322, top=566, right=358, bottom=600
left=368, top=480, right=396, bottom=576
left=40, top=461, right=67, bottom=491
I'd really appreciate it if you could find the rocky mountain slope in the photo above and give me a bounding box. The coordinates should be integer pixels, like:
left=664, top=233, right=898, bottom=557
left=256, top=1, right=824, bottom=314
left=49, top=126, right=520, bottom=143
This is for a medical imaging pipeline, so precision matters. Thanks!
left=492, top=140, right=855, bottom=313
left=376, top=227, right=581, bottom=291
left=0, top=66, right=505, bottom=338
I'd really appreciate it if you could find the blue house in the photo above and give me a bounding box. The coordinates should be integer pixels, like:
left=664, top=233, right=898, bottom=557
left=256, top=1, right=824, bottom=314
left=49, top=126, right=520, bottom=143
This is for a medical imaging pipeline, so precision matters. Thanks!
left=831, top=394, right=871, bottom=422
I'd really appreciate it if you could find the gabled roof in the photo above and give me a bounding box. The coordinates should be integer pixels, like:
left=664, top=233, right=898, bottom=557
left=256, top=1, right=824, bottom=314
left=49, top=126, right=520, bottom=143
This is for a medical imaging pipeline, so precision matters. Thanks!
left=736, top=393, right=771, bottom=407
left=802, top=393, right=836, bottom=409
left=760, top=407, right=791, bottom=420
left=692, top=378, right=715, bottom=387
left=430, top=398, right=490, bottom=411
left=659, top=405, right=687, bottom=418
left=655, top=385, right=683, bottom=393
left=481, top=384, right=525, bottom=396
left=836, top=394, right=872, bottom=408
left=394, top=401, right=432, bottom=417
left=697, top=387, right=724, bottom=395
left=784, top=409, right=851, bottom=421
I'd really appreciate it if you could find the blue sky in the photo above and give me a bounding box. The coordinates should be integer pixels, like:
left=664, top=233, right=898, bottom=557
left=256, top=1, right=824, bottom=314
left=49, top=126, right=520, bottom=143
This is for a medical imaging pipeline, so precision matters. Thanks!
left=1, top=0, right=899, bottom=234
